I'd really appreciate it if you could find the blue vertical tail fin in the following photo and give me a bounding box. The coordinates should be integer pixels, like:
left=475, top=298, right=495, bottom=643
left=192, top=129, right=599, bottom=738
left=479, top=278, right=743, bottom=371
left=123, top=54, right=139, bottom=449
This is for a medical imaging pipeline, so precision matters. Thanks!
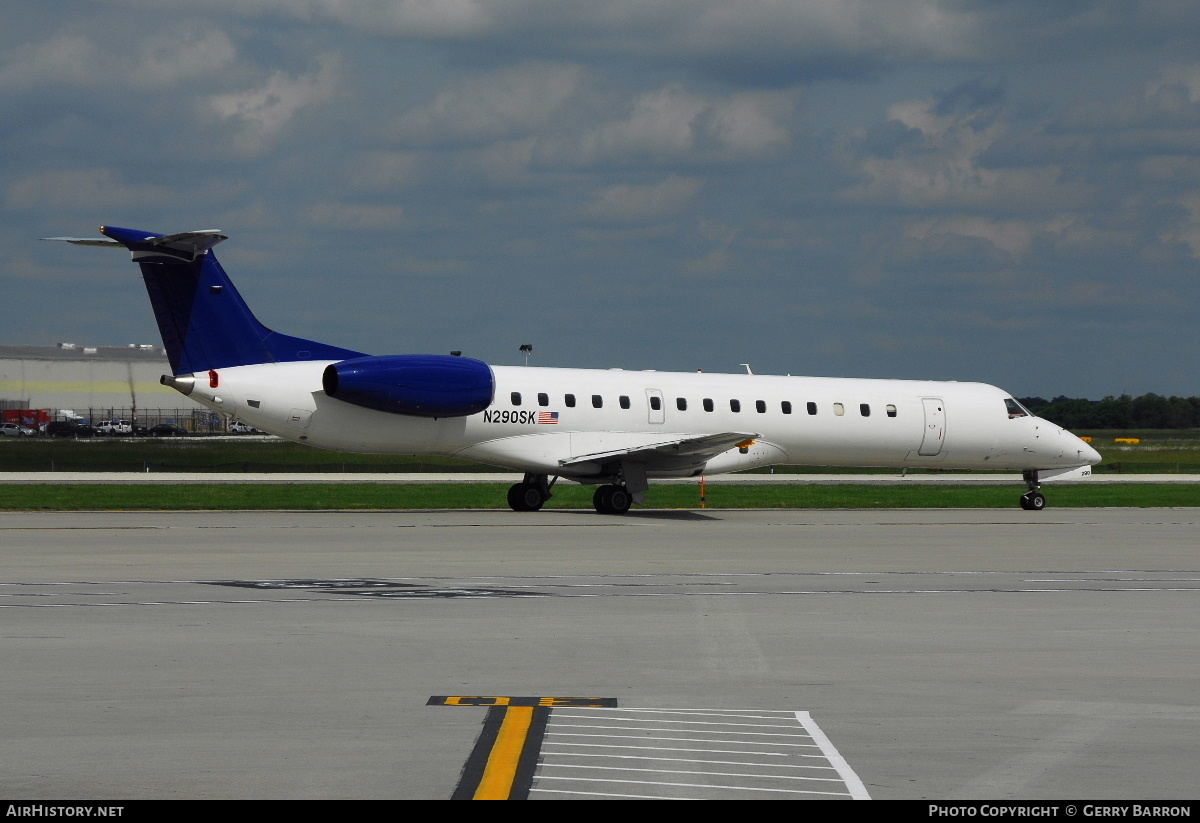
left=95, top=226, right=365, bottom=375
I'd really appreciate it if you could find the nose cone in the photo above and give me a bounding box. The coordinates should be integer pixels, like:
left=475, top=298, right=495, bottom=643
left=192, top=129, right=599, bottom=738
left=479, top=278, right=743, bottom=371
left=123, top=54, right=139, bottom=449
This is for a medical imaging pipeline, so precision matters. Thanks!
left=1077, top=436, right=1102, bottom=466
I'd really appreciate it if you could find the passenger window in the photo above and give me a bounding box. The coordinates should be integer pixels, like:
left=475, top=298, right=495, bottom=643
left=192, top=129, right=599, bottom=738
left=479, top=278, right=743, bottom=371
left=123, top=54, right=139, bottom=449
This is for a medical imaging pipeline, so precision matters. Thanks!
left=781, top=401, right=792, bottom=414
left=860, top=403, right=870, bottom=417
left=565, top=394, right=576, bottom=408
left=755, top=400, right=766, bottom=413
left=592, top=394, right=603, bottom=408
left=703, top=398, right=714, bottom=412
left=730, top=399, right=741, bottom=413
left=619, top=395, right=631, bottom=409
left=676, top=398, right=687, bottom=411
left=807, top=402, right=817, bottom=415
left=886, top=404, right=897, bottom=418
left=650, top=396, right=661, bottom=411
left=511, top=392, right=522, bottom=406
left=833, top=403, right=845, bottom=416
left=538, top=392, right=549, bottom=407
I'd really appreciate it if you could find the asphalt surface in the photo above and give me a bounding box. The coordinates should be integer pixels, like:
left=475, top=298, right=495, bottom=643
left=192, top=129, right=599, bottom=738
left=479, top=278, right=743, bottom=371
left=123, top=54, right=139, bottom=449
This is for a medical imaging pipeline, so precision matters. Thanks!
left=1, top=508, right=1197, bottom=799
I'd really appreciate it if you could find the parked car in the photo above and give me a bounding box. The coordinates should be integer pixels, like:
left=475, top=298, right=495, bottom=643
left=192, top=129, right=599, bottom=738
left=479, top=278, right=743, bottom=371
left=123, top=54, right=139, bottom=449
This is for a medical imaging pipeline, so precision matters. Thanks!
left=228, top=421, right=260, bottom=434
left=148, top=424, right=189, bottom=437
left=46, top=420, right=96, bottom=438
left=94, top=419, right=133, bottom=436
left=0, top=422, right=36, bottom=437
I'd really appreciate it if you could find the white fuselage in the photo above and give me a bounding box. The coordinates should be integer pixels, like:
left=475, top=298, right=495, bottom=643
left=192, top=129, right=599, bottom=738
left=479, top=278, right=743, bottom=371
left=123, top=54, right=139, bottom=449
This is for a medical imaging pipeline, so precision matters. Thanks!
left=183, top=362, right=1101, bottom=480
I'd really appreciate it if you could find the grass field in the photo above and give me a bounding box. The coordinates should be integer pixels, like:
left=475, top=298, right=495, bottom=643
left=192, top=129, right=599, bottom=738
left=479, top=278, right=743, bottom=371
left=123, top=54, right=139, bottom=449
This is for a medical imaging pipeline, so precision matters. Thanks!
left=1, top=482, right=1196, bottom=511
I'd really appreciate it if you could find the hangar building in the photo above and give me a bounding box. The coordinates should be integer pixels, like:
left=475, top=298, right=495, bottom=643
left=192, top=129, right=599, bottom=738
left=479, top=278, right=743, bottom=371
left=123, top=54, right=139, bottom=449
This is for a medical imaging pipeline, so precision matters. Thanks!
left=0, top=343, right=208, bottom=426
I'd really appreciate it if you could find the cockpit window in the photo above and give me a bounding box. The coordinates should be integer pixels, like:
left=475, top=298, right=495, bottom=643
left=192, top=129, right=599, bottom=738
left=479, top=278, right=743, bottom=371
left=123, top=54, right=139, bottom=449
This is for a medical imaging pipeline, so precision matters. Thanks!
left=1004, top=398, right=1030, bottom=418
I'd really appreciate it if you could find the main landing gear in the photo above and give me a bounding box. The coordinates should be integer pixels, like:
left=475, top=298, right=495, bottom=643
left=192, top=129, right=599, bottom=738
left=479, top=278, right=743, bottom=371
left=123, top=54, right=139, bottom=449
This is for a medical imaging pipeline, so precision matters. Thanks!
left=1020, top=470, right=1046, bottom=511
left=592, top=484, right=633, bottom=515
left=507, top=473, right=555, bottom=512
left=508, top=461, right=647, bottom=515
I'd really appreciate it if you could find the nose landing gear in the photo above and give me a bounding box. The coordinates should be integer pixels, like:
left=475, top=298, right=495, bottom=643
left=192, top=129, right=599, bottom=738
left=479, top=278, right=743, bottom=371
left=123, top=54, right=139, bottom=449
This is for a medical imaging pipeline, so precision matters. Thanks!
left=1020, top=470, right=1046, bottom=511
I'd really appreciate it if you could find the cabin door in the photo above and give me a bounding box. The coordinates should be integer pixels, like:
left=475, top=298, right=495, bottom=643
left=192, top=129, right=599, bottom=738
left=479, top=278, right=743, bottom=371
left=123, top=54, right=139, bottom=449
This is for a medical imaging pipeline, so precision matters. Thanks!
left=918, top=397, right=945, bottom=456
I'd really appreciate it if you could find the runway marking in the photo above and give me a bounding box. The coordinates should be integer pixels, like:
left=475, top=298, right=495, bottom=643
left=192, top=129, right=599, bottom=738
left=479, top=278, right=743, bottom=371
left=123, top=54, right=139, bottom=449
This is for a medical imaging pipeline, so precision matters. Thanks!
left=448, top=705, right=546, bottom=800
left=539, top=751, right=836, bottom=770
left=549, top=729, right=820, bottom=743
left=540, top=762, right=845, bottom=783
left=795, top=710, right=872, bottom=800
left=433, top=699, right=866, bottom=799
left=540, top=741, right=828, bottom=758
left=432, top=696, right=616, bottom=800
left=473, top=706, right=537, bottom=800
left=530, top=775, right=851, bottom=797
left=545, top=732, right=820, bottom=747
left=534, top=707, right=868, bottom=800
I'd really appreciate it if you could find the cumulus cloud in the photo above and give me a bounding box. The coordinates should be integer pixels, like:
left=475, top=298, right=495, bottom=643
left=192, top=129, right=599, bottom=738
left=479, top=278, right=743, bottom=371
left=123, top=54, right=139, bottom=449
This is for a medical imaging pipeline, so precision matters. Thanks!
left=843, top=82, right=1090, bottom=213
left=395, top=62, right=583, bottom=145
left=9, top=0, right=1200, bottom=395
left=585, top=175, right=704, bottom=222
left=1163, top=191, right=1200, bottom=258
left=0, top=26, right=236, bottom=93
left=565, top=85, right=794, bottom=166
left=209, top=54, right=339, bottom=154
left=0, top=34, right=99, bottom=91
left=106, top=0, right=1170, bottom=70
left=6, top=168, right=175, bottom=212
left=135, top=26, right=237, bottom=88
left=308, top=201, right=406, bottom=231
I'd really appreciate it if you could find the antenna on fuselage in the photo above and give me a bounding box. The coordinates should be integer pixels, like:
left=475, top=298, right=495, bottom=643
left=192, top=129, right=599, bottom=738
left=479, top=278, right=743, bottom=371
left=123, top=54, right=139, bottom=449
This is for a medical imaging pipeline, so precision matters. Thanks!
left=740, top=363, right=754, bottom=375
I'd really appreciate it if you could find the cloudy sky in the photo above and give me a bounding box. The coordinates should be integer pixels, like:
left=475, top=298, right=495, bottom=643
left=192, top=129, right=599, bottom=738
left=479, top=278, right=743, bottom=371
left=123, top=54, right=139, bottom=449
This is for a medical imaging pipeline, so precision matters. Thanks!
left=4, top=1, right=1199, bottom=398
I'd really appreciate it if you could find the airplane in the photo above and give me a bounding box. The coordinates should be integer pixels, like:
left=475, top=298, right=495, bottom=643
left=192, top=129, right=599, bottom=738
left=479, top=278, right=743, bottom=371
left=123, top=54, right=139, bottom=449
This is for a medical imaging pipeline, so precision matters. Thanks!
left=44, top=226, right=1102, bottom=513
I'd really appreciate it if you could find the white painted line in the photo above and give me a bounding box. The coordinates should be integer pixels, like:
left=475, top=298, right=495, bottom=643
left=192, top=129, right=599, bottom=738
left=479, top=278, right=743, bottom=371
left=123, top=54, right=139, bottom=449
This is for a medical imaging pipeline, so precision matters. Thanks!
left=566, top=708, right=801, bottom=719
left=535, top=774, right=851, bottom=797
left=794, top=711, right=871, bottom=800
left=544, top=751, right=836, bottom=770
left=552, top=729, right=816, bottom=743
left=565, top=707, right=798, bottom=713
left=550, top=713, right=802, bottom=729
left=541, top=741, right=826, bottom=758
left=540, top=763, right=845, bottom=783
left=529, top=788, right=699, bottom=799
left=545, top=731, right=819, bottom=747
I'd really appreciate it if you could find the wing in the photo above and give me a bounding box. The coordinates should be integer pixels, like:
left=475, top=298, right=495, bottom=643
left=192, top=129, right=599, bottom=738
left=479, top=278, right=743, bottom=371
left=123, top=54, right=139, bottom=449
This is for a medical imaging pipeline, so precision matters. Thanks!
left=559, top=431, right=759, bottom=474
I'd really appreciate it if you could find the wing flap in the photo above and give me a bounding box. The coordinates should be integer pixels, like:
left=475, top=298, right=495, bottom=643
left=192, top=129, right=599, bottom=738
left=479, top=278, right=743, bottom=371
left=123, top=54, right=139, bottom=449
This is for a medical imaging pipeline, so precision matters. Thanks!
left=559, top=431, right=759, bottom=468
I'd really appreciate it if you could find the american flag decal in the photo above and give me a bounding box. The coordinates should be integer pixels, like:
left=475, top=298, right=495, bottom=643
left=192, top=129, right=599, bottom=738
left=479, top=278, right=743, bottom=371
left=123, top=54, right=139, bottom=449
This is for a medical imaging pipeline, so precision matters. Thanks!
left=538, top=411, right=559, bottom=424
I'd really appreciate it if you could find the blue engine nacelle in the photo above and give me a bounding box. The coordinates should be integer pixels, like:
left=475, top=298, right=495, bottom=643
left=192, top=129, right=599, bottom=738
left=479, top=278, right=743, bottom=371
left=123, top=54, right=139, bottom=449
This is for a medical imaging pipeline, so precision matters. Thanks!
left=322, top=355, right=494, bottom=418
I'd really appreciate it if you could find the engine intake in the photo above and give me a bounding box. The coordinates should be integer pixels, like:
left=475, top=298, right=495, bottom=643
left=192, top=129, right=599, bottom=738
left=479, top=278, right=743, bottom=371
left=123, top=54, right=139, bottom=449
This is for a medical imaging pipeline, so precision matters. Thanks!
left=322, top=354, right=494, bottom=418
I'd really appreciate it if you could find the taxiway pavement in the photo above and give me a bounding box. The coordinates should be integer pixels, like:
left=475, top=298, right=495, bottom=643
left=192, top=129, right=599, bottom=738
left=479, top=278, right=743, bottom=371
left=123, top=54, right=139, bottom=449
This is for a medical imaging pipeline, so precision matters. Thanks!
left=1, top=508, right=1197, bottom=799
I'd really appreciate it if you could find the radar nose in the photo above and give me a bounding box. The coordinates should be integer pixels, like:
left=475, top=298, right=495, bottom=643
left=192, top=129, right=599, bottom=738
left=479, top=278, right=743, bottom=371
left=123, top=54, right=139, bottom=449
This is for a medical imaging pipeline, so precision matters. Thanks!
left=1079, top=438, right=1102, bottom=466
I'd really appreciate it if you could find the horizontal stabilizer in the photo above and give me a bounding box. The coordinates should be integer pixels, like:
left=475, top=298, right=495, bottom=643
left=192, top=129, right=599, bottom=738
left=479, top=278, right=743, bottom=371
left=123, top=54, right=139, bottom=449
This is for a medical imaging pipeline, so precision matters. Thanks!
left=43, top=228, right=228, bottom=263
left=41, top=237, right=122, bottom=247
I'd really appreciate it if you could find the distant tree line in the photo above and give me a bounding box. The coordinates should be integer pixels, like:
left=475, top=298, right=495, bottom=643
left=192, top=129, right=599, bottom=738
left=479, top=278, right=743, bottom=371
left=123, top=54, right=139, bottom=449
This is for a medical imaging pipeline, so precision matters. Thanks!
left=1018, top=394, right=1200, bottom=430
